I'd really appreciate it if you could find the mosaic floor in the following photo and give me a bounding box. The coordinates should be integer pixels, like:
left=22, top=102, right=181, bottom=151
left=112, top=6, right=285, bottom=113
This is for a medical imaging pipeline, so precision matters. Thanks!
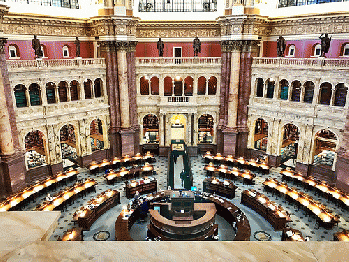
left=20, top=156, right=349, bottom=241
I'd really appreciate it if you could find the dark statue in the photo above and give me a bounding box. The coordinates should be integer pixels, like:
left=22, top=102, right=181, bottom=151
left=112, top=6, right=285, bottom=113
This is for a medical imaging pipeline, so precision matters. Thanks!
left=74, top=37, right=80, bottom=57
left=277, top=36, right=286, bottom=57
left=32, top=35, right=43, bottom=58
left=319, top=33, right=331, bottom=57
left=157, top=38, right=164, bottom=57
left=193, top=36, right=201, bottom=57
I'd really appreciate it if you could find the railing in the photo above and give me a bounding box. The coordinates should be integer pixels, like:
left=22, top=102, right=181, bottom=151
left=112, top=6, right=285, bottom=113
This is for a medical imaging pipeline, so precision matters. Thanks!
left=167, top=96, right=189, bottom=103
left=138, top=0, right=217, bottom=12
left=0, top=0, right=79, bottom=9
left=137, top=57, right=221, bottom=66
left=253, top=57, right=349, bottom=69
left=7, top=58, right=106, bottom=70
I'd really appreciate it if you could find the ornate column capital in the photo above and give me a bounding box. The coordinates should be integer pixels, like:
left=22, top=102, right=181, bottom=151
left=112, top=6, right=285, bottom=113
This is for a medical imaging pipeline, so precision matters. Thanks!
left=127, top=41, right=138, bottom=53
left=221, top=40, right=242, bottom=53
left=99, top=41, right=115, bottom=53
left=0, top=37, right=7, bottom=54
left=241, top=40, right=260, bottom=53
left=115, top=41, right=129, bottom=52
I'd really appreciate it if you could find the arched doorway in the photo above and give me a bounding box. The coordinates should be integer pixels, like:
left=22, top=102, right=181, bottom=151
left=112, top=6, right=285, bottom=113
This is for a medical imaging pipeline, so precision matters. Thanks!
left=143, top=114, right=159, bottom=144
left=90, top=119, right=104, bottom=152
left=313, top=130, right=337, bottom=168
left=174, top=76, right=183, bottom=96
left=60, top=124, right=78, bottom=168
left=254, top=118, right=268, bottom=152
left=198, top=114, right=214, bottom=144
left=25, top=130, right=46, bottom=169
left=170, top=114, right=186, bottom=142
left=281, top=124, right=300, bottom=167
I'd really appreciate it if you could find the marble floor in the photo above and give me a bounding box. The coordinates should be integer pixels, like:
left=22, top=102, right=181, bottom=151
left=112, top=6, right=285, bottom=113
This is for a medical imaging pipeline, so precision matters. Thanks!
left=20, top=155, right=349, bottom=241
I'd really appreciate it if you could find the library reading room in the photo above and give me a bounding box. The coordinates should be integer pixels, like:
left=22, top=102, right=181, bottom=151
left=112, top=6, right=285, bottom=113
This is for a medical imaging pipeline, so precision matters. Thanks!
left=0, top=0, right=349, bottom=260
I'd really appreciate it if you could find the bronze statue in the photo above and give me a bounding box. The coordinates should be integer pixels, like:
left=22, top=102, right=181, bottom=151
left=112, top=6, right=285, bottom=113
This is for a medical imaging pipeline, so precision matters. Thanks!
left=157, top=38, right=164, bottom=57
left=74, top=37, right=80, bottom=57
left=319, top=33, right=331, bottom=57
left=32, top=35, right=43, bottom=58
left=193, top=36, right=201, bottom=57
left=277, top=36, right=286, bottom=57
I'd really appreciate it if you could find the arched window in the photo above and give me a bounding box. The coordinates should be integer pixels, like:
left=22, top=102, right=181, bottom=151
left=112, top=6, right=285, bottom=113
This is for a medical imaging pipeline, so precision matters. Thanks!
left=281, top=123, right=300, bottom=167
left=140, top=76, right=149, bottom=95
left=319, top=82, right=332, bottom=105
left=151, top=76, right=159, bottom=95
left=46, top=82, right=56, bottom=104
left=303, top=81, right=314, bottom=103
left=8, top=45, right=19, bottom=59
left=313, top=130, right=337, bottom=167
left=256, top=78, right=263, bottom=97
left=90, top=119, right=104, bottom=152
left=184, top=76, right=193, bottom=96
left=287, top=45, right=295, bottom=57
left=58, top=81, right=68, bottom=102
left=279, top=79, right=289, bottom=100
left=84, top=79, right=92, bottom=99
left=143, top=114, right=159, bottom=144
left=334, top=83, right=347, bottom=107
left=254, top=118, right=268, bottom=152
left=343, top=43, right=349, bottom=57
left=291, top=80, right=301, bottom=102
left=198, top=114, right=214, bottom=144
left=266, top=78, right=275, bottom=99
left=174, top=76, right=183, bottom=96
left=70, top=80, right=79, bottom=101
left=63, top=46, right=69, bottom=58
left=197, top=76, right=206, bottom=95
left=313, top=44, right=321, bottom=57
left=164, top=76, right=173, bottom=96
left=14, top=84, right=27, bottom=108
left=94, top=78, right=103, bottom=98
left=208, top=76, right=217, bottom=95
left=25, top=130, right=46, bottom=169
left=29, top=83, right=41, bottom=106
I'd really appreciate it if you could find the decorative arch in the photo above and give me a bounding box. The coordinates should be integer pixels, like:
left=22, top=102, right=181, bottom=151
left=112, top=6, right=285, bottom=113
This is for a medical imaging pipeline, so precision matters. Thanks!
left=174, top=76, right=183, bottom=96
left=58, top=81, right=68, bottom=102
left=313, top=129, right=338, bottom=167
left=140, top=76, right=150, bottom=95
left=164, top=76, right=173, bottom=96
left=14, top=84, right=27, bottom=108
left=150, top=76, right=159, bottom=95
left=29, top=83, right=41, bottom=106
left=333, top=83, right=347, bottom=107
left=90, top=119, right=104, bottom=152
left=142, top=114, right=159, bottom=144
left=70, top=80, right=79, bottom=101
left=198, top=114, right=214, bottom=144
left=319, top=82, right=332, bottom=105
left=46, top=82, right=56, bottom=104
left=291, top=80, right=301, bottom=102
left=84, top=79, right=93, bottom=99
left=266, top=78, right=275, bottom=99
left=197, top=76, right=206, bottom=95
left=60, top=124, right=78, bottom=167
left=281, top=123, right=300, bottom=167
left=184, top=76, right=194, bottom=96
left=94, top=78, right=103, bottom=98
left=256, top=78, right=263, bottom=97
left=25, top=130, right=46, bottom=169
left=208, top=76, right=217, bottom=95
left=254, top=118, right=268, bottom=152
left=279, top=79, right=289, bottom=100
left=303, top=81, right=315, bottom=103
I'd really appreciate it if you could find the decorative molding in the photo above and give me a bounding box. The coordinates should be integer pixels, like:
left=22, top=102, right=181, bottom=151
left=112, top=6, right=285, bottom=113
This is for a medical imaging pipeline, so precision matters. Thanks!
left=0, top=37, right=7, bottom=54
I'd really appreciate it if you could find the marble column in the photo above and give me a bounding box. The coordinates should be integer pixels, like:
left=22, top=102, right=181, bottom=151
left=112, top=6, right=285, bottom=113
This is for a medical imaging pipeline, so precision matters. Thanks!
left=0, top=38, right=26, bottom=196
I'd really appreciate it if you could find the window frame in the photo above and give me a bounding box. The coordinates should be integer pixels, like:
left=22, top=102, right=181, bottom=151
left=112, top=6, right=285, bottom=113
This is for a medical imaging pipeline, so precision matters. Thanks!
left=62, top=45, right=70, bottom=58
left=342, top=43, right=349, bottom=57
left=313, top=44, right=321, bottom=57
left=8, top=45, right=20, bottom=60
left=286, top=45, right=295, bottom=57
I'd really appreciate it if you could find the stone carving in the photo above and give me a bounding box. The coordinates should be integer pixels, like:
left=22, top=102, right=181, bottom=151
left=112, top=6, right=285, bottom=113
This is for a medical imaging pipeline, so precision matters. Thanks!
left=74, top=37, right=80, bottom=57
left=193, top=37, right=201, bottom=57
left=277, top=36, right=286, bottom=57
left=157, top=38, right=164, bottom=57
left=319, top=33, right=331, bottom=57
left=32, top=35, right=43, bottom=58
left=0, top=37, right=7, bottom=54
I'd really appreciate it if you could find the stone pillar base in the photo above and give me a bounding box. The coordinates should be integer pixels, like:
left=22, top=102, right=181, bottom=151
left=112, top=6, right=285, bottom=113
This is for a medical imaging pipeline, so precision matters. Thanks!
left=0, top=152, right=26, bottom=196
left=222, top=130, right=237, bottom=156
left=49, top=162, right=63, bottom=176
left=268, top=155, right=282, bottom=167
left=132, top=125, right=141, bottom=155
left=236, top=131, right=248, bottom=157
left=119, top=128, right=135, bottom=156
left=108, top=131, right=121, bottom=158
left=295, top=162, right=310, bottom=176
left=159, top=147, right=170, bottom=157
left=335, top=156, right=349, bottom=192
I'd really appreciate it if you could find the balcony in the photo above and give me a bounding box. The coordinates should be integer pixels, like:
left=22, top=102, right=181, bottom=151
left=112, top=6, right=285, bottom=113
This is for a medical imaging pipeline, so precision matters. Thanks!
left=136, top=57, right=221, bottom=67
left=252, top=57, right=349, bottom=70
left=6, top=58, right=106, bottom=72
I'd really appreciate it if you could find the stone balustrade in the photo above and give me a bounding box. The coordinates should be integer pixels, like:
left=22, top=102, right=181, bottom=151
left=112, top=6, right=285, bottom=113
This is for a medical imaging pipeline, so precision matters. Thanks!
left=7, top=58, right=106, bottom=71
left=253, top=57, right=349, bottom=69
left=136, top=57, right=221, bottom=66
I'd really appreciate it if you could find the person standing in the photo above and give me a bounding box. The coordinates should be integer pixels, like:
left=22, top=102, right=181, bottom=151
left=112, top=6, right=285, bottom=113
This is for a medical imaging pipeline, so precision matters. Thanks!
left=193, top=37, right=201, bottom=57
left=157, top=38, right=164, bottom=57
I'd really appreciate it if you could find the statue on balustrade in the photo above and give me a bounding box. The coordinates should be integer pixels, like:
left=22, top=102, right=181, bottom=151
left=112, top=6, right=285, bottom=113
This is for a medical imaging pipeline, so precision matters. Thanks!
left=75, top=37, right=80, bottom=57
left=157, top=38, right=164, bottom=57
left=319, top=33, right=331, bottom=57
left=277, top=36, right=286, bottom=57
left=32, top=35, right=43, bottom=58
left=193, top=36, right=201, bottom=57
